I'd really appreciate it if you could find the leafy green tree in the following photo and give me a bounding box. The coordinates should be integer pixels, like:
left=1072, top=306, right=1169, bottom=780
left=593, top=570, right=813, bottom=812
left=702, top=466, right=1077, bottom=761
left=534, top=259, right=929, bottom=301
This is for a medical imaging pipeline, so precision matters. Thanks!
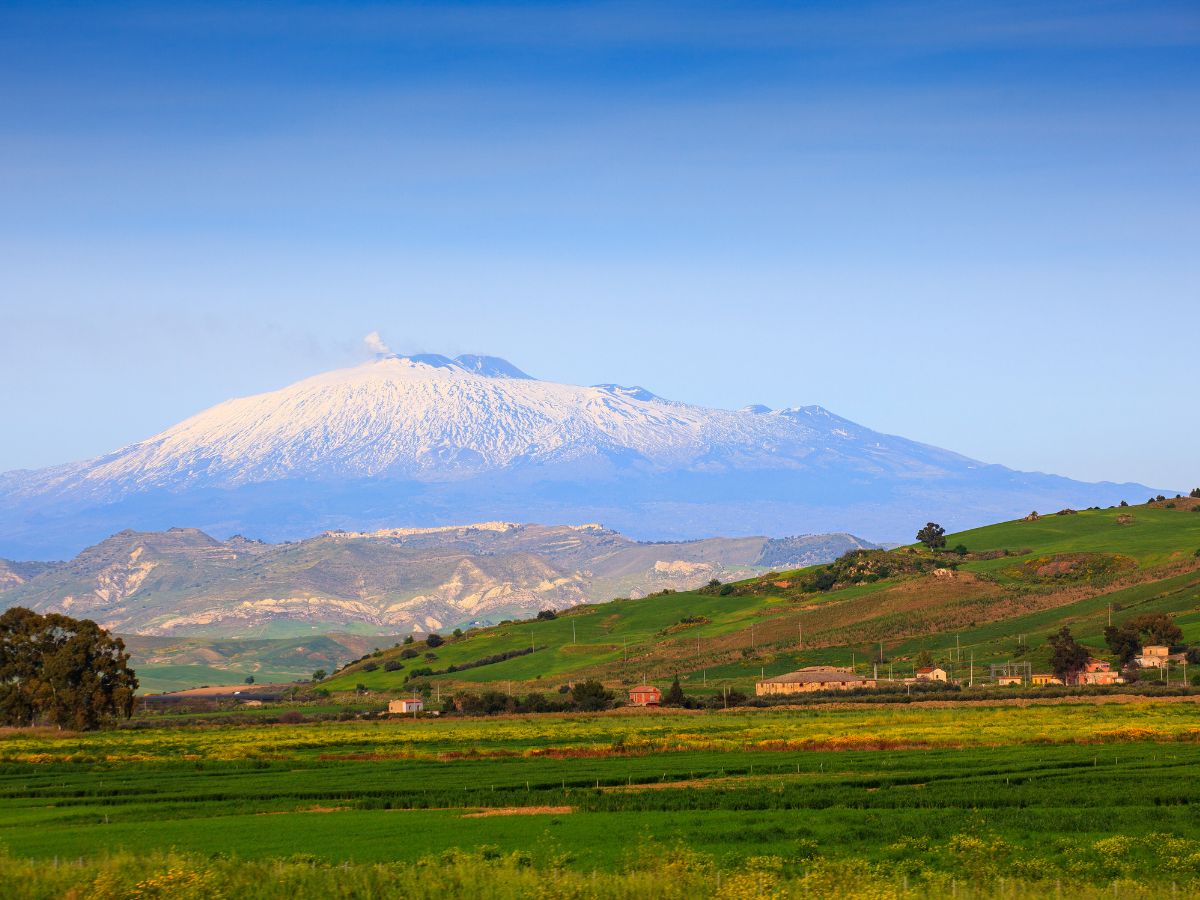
left=452, top=628, right=464, bottom=638
left=1105, top=614, right=1183, bottom=664
left=916, top=650, right=934, bottom=669
left=311, top=669, right=327, bottom=682
left=1191, top=488, right=1200, bottom=499
left=952, top=544, right=968, bottom=556
left=916, top=523, right=947, bottom=550
left=0, top=607, right=138, bottom=730
left=1103, top=625, right=1141, bottom=665
left=664, top=675, right=686, bottom=706
left=425, top=633, right=444, bottom=648
left=570, top=679, right=613, bottom=712
left=535, top=610, right=557, bottom=621
left=244, top=675, right=255, bottom=685
left=1047, top=627, right=1089, bottom=682
left=807, top=568, right=837, bottom=592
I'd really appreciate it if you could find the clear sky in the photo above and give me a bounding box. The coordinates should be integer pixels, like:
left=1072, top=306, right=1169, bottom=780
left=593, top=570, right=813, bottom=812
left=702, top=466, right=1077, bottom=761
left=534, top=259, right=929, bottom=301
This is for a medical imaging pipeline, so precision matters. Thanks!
left=1, top=1, right=1197, bottom=490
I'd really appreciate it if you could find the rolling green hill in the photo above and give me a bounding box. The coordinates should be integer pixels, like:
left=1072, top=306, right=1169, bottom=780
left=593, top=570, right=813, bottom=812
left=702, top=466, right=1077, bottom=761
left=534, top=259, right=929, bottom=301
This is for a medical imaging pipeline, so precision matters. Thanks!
left=323, top=499, right=1200, bottom=697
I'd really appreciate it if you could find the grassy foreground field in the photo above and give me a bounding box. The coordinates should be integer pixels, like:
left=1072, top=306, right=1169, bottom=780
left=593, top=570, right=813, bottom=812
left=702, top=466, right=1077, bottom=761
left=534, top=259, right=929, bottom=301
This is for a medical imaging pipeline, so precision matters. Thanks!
left=4, top=699, right=1200, bottom=897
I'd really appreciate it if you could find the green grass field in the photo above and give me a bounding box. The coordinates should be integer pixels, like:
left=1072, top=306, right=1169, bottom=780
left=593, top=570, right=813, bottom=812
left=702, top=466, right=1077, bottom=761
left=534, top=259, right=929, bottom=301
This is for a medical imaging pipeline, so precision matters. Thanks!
left=4, top=700, right=1200, bottom=897
left=321, top=503, right=1200, bottom=699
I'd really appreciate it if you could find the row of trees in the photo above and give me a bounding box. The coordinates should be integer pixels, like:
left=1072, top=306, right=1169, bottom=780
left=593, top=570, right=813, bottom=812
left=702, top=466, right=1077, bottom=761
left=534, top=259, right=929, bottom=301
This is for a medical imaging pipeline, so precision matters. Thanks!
left=0, top=608, right=138, bottom=730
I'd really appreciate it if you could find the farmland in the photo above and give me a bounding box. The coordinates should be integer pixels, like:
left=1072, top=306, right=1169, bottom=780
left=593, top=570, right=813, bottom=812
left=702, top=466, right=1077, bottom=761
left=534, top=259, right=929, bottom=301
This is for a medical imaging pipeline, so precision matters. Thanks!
left=4, top=699, right=1200, bottom=896
left=323, top=501, right=1200, bottom=698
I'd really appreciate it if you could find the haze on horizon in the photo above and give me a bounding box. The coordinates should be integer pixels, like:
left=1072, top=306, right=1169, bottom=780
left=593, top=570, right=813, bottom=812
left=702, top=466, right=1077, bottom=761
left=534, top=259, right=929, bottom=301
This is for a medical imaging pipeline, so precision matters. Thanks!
left=1, top=1, right=1197, bottom=490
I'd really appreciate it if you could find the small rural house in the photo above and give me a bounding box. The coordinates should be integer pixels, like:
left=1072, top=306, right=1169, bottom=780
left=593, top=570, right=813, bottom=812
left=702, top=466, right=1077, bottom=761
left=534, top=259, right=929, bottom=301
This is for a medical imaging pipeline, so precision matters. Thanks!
left=756, top=667, right=876, bottom=696
left=1136, top=645, right=1171, bottom=668
left=628, top=684, right=662, bottom=707
left=915, top=666, right=948, bottom=683
left=1079, top=658, right=1121, bottom=686
left=388, top=698, right=424, bottom=714
left=995, top=674, right=1023, bottom=687
left=1030, top=673, right=1063, bottom=687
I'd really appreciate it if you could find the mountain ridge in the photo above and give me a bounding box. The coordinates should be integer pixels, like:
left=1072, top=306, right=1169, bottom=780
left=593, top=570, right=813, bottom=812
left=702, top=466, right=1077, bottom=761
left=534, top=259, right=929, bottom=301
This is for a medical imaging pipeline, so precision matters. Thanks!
left=0, top=353, right=1161, bottom=557
left=0, top=522, right=878, bottom=637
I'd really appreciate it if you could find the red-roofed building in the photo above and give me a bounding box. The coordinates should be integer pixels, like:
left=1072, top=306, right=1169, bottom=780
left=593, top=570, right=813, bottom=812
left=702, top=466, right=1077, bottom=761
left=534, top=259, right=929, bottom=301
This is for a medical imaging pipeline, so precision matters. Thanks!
left=1079, top=658, right=1122, bottom=685
left=628, top=685, right=662, bottom=707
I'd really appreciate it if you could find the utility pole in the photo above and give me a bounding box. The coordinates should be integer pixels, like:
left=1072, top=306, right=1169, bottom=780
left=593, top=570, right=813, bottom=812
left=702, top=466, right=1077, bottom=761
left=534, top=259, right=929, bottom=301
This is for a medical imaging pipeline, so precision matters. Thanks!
left=1107, top=604, right=1112, bottom=627
left=572, top=619, right=576, bottom=644
left=970, top=651, right=974, bottom=688
left=956, top=634, right=960, bottom=662
left=798, top=621, right=803, bottom=650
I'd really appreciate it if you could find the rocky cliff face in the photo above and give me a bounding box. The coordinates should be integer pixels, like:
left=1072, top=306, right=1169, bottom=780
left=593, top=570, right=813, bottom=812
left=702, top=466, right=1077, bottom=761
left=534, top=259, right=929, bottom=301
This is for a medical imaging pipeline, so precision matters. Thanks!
left=0, top=523, right=877, bottom=637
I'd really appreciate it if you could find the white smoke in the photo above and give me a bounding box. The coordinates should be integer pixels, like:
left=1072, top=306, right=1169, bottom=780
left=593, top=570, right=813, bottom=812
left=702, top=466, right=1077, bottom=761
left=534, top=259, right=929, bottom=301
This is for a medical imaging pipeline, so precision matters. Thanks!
left=364, top=331, right=392, bottom=356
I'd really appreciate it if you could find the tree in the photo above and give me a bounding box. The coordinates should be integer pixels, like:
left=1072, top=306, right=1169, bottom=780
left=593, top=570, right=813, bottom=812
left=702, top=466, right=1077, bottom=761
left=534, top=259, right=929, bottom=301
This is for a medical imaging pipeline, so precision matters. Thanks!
left=1191, top=488, right=1200, bottom=499
left=383, top=659, right=403, bottom=672
left=452, top=628, right=464, bottom=638
left=536, top=610, right=557, bottom=621
left=952, top=544, right=968, bottom=556
left=403, top=635, right=415, bottom=645
left=807, top=569, right=837, bottom=592
left=915, top=650, right=934, bottom=669
left=664, top=675, right=686, bottom=706
left=569, top=679, right=613, bottom=712
left=1047, top=627, right=1089, bottom=682
left=244, top=675, right=255, bottom=685
left=1130, top=613, right=1183, bottom=646
left=311, top=669, right=327, bottom=682
left=1105, top=613, right=1183, bottom=664
left=916, top=523, right=947, bottom=550
left=1103, top=625, right=1141, bottom=665
left=425, top=633, right=444, bottom=648
left=0, top=608, right=138, bottom=730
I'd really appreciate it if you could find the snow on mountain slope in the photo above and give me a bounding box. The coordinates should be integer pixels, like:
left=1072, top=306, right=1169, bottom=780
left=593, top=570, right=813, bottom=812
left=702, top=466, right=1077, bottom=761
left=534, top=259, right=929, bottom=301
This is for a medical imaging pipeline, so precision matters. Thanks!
left=12, top=354, right=969, bottom=499
left=0, top=352, right=1159, bottom=558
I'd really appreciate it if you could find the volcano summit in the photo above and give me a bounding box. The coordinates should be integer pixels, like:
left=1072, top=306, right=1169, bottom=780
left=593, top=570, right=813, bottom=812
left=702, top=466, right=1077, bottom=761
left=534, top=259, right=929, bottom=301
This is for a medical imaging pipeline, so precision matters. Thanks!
left=0, top=353, right=1154, bottom=558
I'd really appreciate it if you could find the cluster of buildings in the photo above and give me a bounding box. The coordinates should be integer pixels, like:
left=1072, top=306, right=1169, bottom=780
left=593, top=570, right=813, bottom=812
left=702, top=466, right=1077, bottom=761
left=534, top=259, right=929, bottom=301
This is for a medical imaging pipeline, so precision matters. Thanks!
left=752, top=644, right=1182, bottom=695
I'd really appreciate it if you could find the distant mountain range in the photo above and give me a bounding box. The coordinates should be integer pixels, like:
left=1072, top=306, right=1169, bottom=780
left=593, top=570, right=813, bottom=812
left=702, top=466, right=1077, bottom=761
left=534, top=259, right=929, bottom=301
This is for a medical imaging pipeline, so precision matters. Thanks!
left=0, top=523, right=876, bottom=637
left=0, top=352, right=1160, bottom=558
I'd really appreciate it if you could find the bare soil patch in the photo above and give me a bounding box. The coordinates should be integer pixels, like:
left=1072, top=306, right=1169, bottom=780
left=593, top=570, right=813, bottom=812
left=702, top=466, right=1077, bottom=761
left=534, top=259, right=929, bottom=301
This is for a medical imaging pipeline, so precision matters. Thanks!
left=461, top=806, right=573, bottom=818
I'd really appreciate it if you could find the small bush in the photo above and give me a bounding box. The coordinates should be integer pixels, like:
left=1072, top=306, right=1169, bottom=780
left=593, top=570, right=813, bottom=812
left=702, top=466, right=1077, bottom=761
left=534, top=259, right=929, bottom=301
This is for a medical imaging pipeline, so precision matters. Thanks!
left=383, top=660, right=403, bottom=672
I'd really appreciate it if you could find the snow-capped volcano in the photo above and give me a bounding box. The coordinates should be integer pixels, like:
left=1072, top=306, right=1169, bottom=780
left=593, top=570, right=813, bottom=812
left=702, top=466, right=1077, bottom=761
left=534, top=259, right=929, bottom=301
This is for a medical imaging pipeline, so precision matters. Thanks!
left=0, top=354, right=1156, bottom=558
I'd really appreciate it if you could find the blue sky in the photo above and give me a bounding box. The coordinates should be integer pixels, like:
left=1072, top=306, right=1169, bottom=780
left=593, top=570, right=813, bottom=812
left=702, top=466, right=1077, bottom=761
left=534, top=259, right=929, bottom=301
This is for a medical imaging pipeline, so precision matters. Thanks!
left=1, top=1, right=1197, bottom=489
